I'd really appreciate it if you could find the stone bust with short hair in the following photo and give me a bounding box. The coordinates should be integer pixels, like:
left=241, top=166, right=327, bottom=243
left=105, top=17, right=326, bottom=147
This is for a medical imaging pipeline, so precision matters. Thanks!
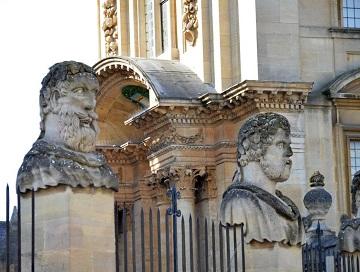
left=221, top=112, right=302, bottom=245
left=17, top=61, right=118, bottom=192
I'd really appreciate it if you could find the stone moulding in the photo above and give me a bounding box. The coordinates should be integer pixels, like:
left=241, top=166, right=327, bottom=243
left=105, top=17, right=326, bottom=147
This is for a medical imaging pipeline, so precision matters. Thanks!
left=97, top=141, right=148, bottom=164
left=322, top=67, right=360, bottom=100
left=148, top=127, right=203, bottom=153
left=146, top=141, right=237, bottom=160
left=147, top=165, right=217, bottom=201
left=94, top=57, right=156, bottom=98
left=125, top=80, right=313, bottom=130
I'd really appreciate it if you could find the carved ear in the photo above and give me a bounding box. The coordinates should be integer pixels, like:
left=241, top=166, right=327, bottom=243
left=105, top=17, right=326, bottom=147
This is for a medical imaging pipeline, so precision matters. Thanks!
left=49, top=89, right=60, bottom=112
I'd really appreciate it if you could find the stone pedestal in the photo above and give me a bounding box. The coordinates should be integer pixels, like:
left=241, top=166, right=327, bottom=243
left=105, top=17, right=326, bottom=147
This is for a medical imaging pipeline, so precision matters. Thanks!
left=20, top=186, right=115, bottom=272
left=243, top=242, right=302, bottom=272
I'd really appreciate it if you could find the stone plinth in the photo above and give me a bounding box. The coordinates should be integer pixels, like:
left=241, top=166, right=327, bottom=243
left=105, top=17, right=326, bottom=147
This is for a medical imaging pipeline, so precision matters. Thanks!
left=243, top=242, right=302, bottom=272
left=20, top=186, right=115, bottom=272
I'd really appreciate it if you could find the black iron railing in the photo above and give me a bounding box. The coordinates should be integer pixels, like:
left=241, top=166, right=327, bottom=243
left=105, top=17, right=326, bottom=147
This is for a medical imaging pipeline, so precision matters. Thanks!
left=302, top=221, right=360, bottom=272
left=114, top=186, right=246, bottom=272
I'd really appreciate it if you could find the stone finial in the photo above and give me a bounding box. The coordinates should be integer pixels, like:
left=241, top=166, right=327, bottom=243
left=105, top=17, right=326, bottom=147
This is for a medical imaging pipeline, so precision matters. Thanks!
left=309, top=171, right=325, bottom=187
left=303, top=171, right=334, bottom=241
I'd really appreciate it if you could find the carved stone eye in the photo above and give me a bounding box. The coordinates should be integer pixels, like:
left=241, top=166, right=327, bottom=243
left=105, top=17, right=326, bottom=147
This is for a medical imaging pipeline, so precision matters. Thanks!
left=277, top=142, right=285, bottom=149
left=73, top=87, right=84, bottom=94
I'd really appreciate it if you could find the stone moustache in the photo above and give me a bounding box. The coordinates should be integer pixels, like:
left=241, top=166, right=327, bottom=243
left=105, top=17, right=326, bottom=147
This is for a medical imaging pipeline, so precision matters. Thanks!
left=220, top=112, right=303, bottom=245
left=17, top=61, right=118, bottom=193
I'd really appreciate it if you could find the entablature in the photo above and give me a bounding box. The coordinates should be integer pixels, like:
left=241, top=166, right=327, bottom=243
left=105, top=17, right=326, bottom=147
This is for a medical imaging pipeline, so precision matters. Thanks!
left=125, top=80, right=312, bottom=132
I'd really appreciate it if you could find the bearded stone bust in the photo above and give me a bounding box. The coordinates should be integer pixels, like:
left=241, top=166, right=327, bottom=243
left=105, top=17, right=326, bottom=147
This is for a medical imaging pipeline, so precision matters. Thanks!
left=339, top=170, right=360, bottom=252
left=220, top=112, right=302, bottom=245
left=17, top=61, right=118, bottom=192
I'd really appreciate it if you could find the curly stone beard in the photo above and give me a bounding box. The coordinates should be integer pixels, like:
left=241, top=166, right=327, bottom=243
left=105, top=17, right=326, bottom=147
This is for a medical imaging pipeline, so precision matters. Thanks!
left=260, top=157, right=291, bottom=182
left=58, top=104, right=99, bottom=153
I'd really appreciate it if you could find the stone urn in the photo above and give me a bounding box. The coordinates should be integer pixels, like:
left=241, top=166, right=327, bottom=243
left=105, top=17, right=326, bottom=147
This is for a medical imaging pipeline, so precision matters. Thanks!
left=303, top=171, right=332, bottom=234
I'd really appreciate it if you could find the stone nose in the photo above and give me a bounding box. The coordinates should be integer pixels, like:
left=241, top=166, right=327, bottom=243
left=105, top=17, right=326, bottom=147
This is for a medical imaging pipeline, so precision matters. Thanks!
left=286, top=146, right=293, bottom=157
left=83, top=96, right=96, bottom=112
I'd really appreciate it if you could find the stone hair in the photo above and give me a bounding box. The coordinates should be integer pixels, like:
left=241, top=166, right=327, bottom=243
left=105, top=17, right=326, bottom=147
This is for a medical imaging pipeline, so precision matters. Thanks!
left=351, top=170, right=360, bottom=215
left=237, top=112, right=291, bottom=166
left=39, top=61, right=97, bottom=137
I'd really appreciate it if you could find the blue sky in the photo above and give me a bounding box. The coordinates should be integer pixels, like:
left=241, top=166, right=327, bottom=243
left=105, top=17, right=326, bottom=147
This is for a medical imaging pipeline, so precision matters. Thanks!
left=0, top=0, right=99, bottom=220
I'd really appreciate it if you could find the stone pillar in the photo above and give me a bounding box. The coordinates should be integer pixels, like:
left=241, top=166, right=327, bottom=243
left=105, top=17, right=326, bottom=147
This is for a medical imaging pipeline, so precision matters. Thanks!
left=21, top=186, right=115, bottom=272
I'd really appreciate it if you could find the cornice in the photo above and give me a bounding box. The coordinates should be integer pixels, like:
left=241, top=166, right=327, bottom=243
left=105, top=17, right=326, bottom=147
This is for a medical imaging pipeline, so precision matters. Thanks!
left=333, top=98, right=360, bottom=109
left=125, top=80, right=313, bottom=130
left=97, top=141, right=149, bottom=164
left=147, top=141, right=236, bottom=160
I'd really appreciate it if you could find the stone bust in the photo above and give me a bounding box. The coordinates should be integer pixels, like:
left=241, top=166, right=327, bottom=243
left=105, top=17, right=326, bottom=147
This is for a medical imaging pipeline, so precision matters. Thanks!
left=339, top=170, right=360, bottom=252
left=220, top=112, right=302, bottom=245
left=17, top=61, right=118, bottom=192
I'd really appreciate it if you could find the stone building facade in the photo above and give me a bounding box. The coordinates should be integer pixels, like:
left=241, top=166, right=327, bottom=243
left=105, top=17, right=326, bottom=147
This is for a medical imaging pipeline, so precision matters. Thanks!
left=95, top=0, right=360, bottom=231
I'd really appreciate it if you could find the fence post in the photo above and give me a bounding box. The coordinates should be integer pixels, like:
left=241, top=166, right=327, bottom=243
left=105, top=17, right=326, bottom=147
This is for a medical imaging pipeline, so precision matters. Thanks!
left=6, top=184, right=10, bottom=272
left=114, top=201, right=119, bottom=272
left=167, top=186, right=181, bottom=272
left=17, top=187, right=21, bottom=272
left=31, top=190, right=35, bottom=272
left=316, top=220, right=324, bottom=272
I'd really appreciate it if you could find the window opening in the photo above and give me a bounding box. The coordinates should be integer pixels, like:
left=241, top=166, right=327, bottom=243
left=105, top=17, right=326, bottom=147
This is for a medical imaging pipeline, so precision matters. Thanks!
left=160, top=0, right=169, bottom=52
left=343, top=0, right=360, bottom=28
left=350, top=140, right=360, bottom=179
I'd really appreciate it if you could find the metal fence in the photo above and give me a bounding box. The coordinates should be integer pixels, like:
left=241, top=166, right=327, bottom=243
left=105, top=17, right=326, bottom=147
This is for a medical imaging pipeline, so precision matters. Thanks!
left=2, top=184, right=26, bottom=272
left=114, top=186, right=246, bottom=272
left=302, top=222, right=360, bottom=272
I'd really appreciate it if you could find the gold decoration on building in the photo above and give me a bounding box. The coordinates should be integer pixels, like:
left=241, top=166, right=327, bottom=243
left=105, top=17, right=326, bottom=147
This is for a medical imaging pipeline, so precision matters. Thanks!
left=102, top=0, right=118, bottom=56
left=182, top=0, right=198, bottom=46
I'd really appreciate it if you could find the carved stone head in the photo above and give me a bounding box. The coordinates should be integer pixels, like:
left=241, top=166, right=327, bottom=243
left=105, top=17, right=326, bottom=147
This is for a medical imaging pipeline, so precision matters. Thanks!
left=39, top=61, right=99, bottom=153
left=351, top=170, right=360, bottom=216
left=237, top=112, right=293, bottom=182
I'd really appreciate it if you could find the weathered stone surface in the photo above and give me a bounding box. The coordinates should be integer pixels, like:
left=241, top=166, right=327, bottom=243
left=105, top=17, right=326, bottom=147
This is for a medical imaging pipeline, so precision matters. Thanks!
left=339, top=171, right=360, bottom=253
left=17, top=61, right=118, bottom=192
left=20, top=186, right=115, bottom=272
left=243, top=242, right=302, bottom=272
left=221, top=112, right=303, bottom=245
left=17, top=140, right=118, bottom=192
